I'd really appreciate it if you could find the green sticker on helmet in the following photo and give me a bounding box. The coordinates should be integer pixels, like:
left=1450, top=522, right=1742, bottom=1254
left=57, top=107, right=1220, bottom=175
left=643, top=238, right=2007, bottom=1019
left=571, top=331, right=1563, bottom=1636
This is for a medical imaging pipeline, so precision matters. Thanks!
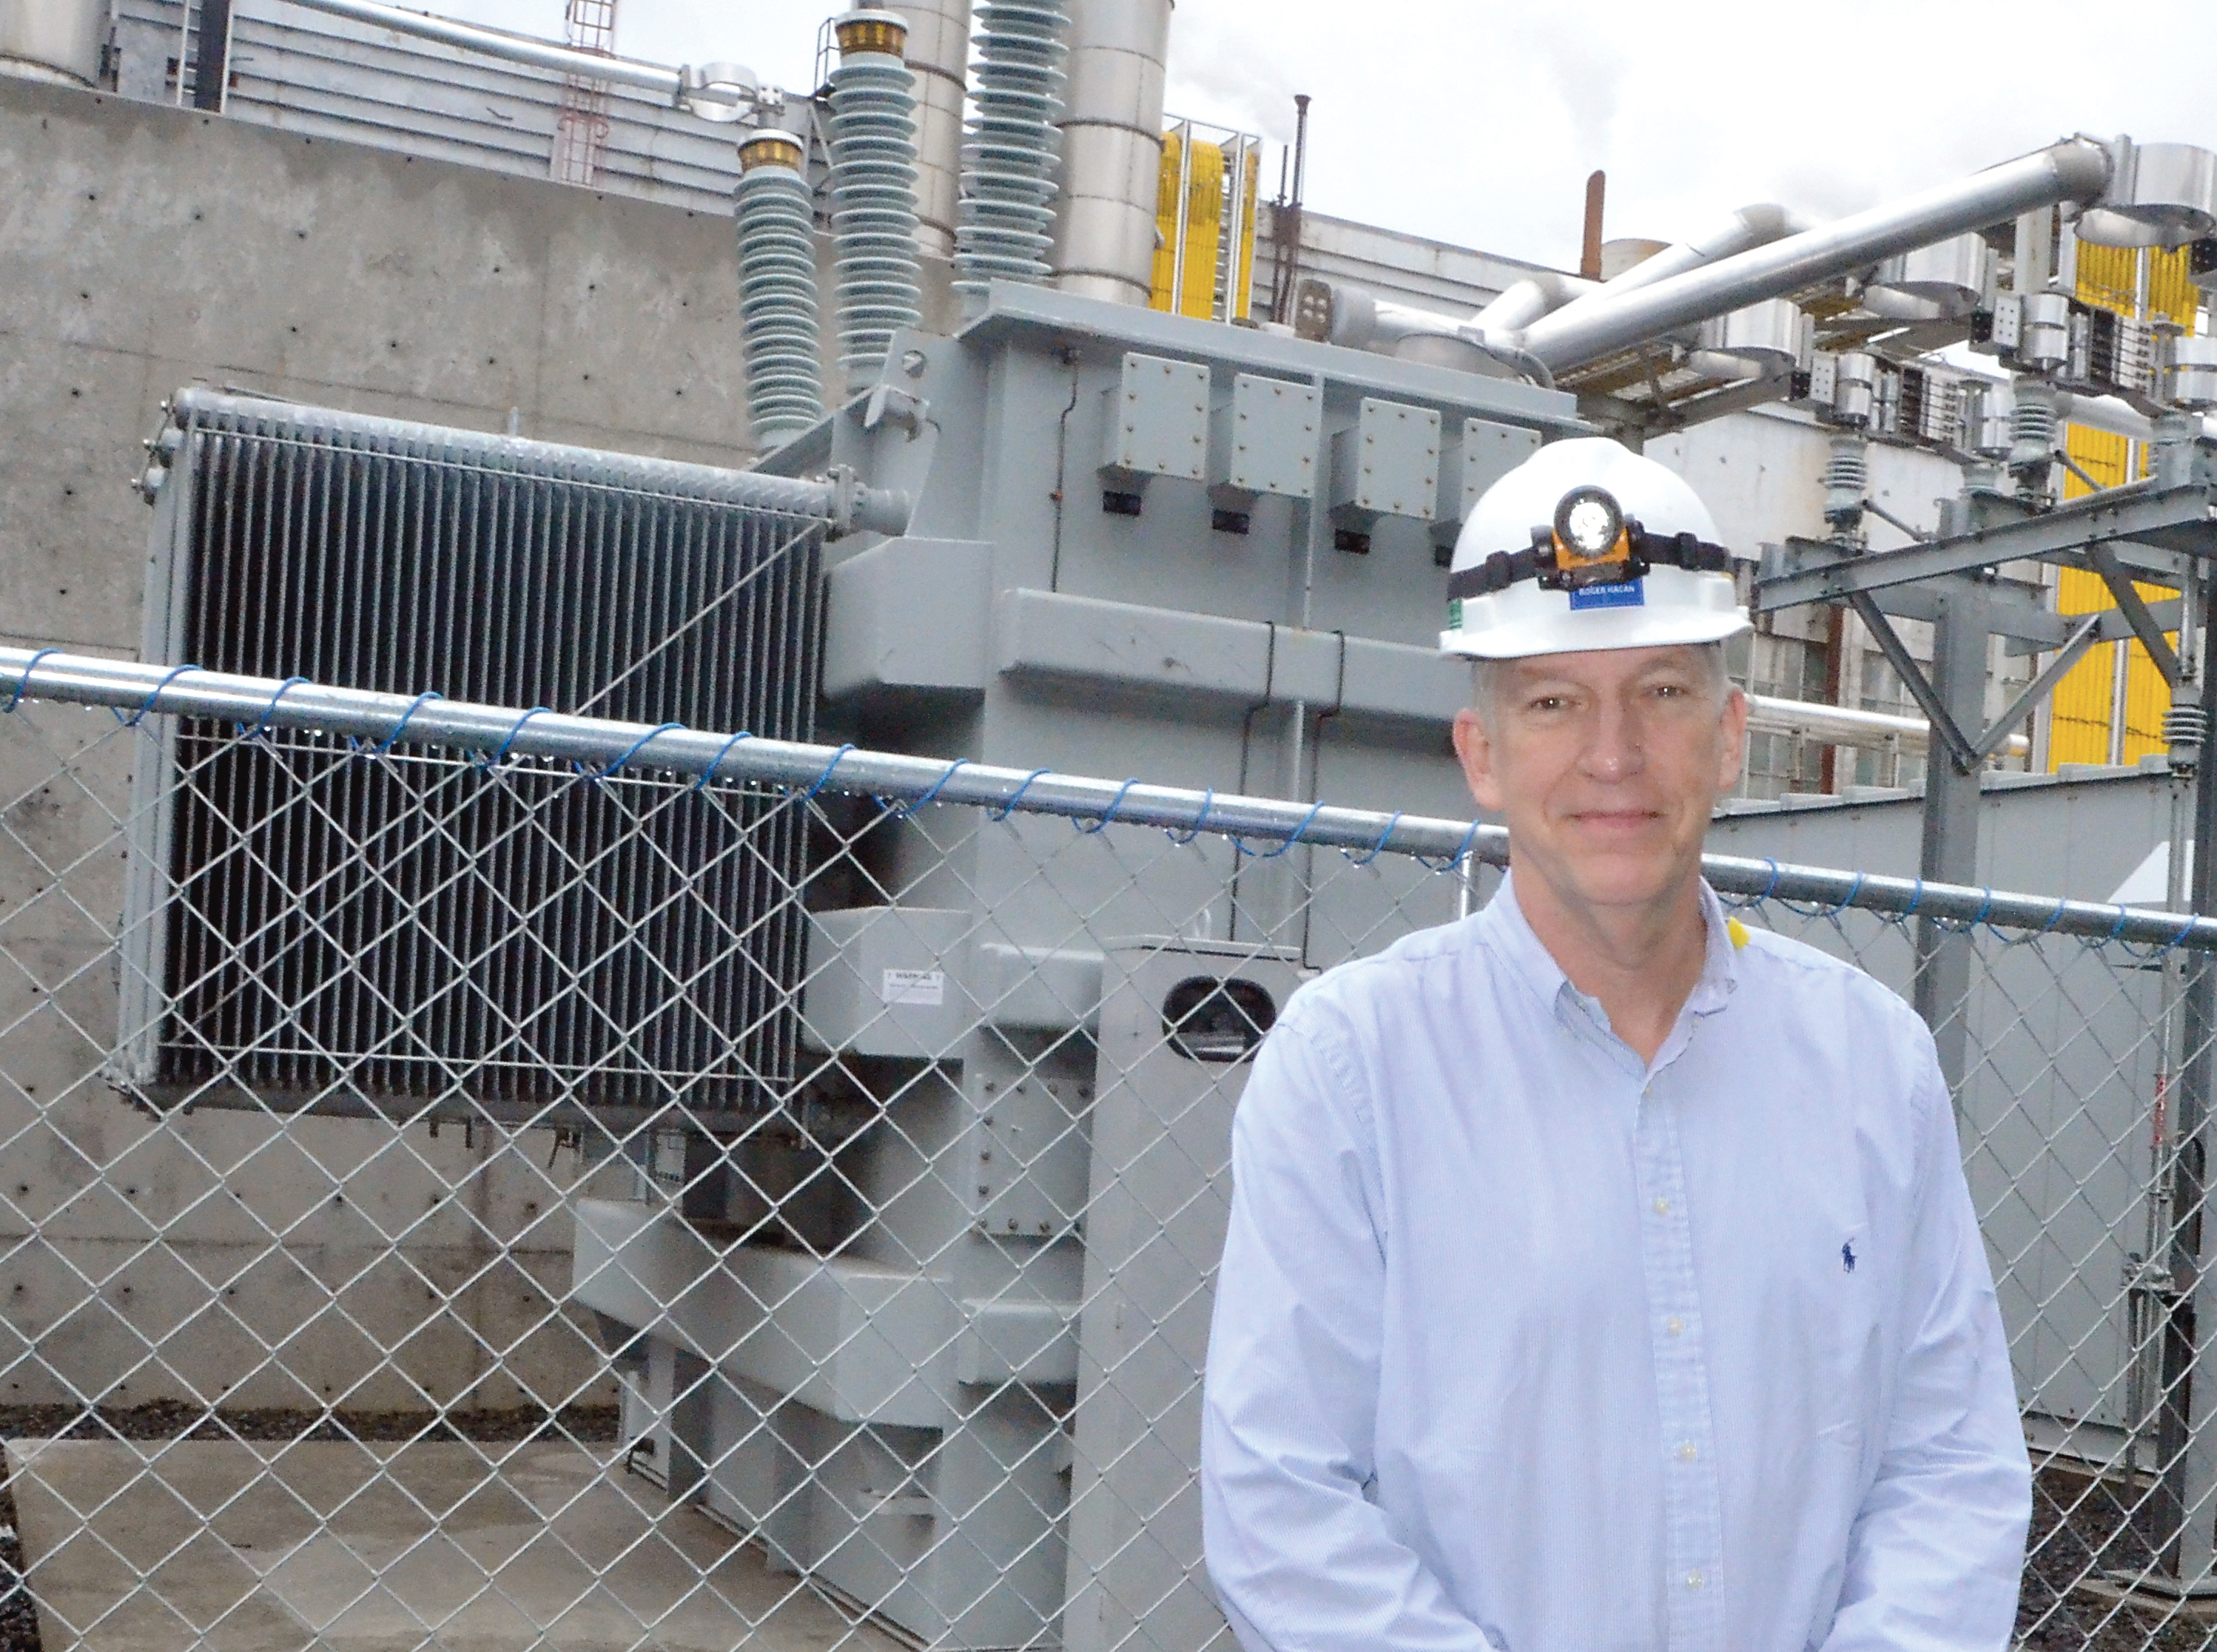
left=1447, top=598, right=1463, bottom=630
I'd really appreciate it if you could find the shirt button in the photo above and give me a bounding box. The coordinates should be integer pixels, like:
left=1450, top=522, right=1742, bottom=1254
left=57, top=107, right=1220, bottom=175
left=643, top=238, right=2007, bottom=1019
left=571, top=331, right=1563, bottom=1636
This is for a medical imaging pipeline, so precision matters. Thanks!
left=1652, top=1197, right=1670, bottom=1216
left=1677, top=1442, right=1698, bottom=1461
left=1666, top=1316, right=1683, bottom=1336
left=1686, top=1571, right=1706, bottom=1590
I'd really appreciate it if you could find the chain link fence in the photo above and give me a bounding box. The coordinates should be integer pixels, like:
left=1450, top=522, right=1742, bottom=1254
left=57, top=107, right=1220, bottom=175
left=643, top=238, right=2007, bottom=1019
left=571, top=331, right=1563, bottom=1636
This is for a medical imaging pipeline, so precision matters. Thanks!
left=4, top=645, right=2217, bottom=1651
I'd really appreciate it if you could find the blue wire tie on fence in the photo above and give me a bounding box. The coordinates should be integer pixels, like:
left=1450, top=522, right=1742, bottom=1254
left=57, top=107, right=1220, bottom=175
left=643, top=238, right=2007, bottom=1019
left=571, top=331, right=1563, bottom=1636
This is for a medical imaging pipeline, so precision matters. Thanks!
left=890, top=758, right=967, bottom=818
left=365, top=691, right=445, bottom=758
left=1076, top=778, right=1140, bottom=835
left=118, top=662, right=202, bottom=726
left=990, top=768, right=1050, bottom=822
left=4, top=649, right=60, bottom=715
left=478, top=707, right=553, bottom=769
left=801, top=744, right=856, bottom=803
left=243, top=676, right=311, bottom=740
left=585, top=721, right=686, bottom=781
left=1414, top=819, right=1481, bottom=873
left=1167, top=789, right=1214, bottom=846
left=690, top=729, right=756, bottom=792
left=1350, top=812, right=1402, bottom=866
left=1257, top=800, right=1325, bottom=859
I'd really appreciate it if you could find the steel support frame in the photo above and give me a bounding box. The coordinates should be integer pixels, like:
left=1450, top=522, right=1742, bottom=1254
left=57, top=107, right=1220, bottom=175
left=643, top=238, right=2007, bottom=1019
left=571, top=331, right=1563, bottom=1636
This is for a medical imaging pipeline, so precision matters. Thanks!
left=1761, top=474, right=2217, bottom=1585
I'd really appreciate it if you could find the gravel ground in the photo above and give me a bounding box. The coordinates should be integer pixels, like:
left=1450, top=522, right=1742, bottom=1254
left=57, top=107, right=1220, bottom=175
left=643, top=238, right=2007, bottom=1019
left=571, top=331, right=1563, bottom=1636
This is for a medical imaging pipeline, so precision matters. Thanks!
left=4, top=1413, right=2196, bottom=1651
left=1, top=1477, right=36, bottom=1652
left=2021, top=1466, right=2217, bottom=1651
left=0, top=1403, right=621, bottom=1652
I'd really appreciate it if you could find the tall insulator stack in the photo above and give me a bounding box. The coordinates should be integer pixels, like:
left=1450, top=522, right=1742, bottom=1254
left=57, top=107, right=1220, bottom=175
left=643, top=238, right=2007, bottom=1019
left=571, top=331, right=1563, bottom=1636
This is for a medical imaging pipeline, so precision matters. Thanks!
left=829, top=9, right=924, bottom=388
left=952, top=0, right=1071, bottom=303
left=733, top=127, right=828, bottom=451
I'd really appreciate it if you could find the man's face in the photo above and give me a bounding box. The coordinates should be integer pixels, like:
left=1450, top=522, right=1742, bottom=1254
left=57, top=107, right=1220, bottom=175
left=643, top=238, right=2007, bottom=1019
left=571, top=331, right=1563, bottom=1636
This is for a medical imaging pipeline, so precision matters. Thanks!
left=1451, top=645, right=1747, bottom=916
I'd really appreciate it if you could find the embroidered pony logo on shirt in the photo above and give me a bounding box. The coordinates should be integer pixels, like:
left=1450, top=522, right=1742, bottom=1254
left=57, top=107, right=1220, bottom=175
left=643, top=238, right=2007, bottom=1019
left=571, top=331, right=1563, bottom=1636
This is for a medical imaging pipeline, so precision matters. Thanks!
left=1842, top=1240, right=1857, bottom=1275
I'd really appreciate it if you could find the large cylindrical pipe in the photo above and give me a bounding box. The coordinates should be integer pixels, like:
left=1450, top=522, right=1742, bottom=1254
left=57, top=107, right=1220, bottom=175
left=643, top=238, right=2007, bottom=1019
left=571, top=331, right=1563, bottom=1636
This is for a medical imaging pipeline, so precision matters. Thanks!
left=828, top=9, right=923, bottom=388
left=1468, top=270, right=1599, bottom=334
left=0, top=0, right=104, bottom=84
left=900, top=0, right=973, bottom=259
left=1520, top=138, right=2113, bottom=371
left=734, top=128, right=828, bottom=451
left=1538, top=203, right=1814, bottom=333
left=1049, top=0, right=1171, bottom=306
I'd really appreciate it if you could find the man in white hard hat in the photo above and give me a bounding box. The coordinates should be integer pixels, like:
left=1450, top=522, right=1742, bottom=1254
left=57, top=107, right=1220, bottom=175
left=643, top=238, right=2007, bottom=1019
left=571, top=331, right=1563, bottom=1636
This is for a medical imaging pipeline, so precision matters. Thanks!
left=1200, top=437, right=2030, bottom=1652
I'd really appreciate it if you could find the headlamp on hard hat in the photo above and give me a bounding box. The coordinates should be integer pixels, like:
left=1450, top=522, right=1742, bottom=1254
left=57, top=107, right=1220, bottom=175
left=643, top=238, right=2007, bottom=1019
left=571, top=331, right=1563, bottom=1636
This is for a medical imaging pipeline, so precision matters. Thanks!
left=1444, top=489, right=1735, bottom=605
left=1547, top=485, right=1632, bottom=590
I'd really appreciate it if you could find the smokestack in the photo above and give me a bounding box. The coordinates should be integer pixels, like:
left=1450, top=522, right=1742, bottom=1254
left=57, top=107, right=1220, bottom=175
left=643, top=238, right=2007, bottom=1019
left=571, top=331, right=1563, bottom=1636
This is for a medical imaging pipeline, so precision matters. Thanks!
left=1579, top=170, right=1605, bottom=281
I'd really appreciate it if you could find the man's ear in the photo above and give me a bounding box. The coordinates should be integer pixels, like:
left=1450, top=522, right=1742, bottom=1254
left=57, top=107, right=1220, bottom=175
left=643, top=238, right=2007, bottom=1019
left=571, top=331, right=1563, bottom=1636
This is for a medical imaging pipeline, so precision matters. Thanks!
left=1715, top=685, right=1749, bottom=795
left=1454, top=707, right=1506, bottom=813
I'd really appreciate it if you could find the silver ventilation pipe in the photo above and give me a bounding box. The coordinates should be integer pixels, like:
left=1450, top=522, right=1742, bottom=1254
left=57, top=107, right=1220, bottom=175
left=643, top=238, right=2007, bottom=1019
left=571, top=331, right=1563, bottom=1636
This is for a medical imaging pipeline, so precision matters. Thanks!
left=827, top=8, right=923, bottom=388
left=1536, top=203, right=1816, bottom=334
left=1517, top=138, right=2115, bottom=372
left=1468, top=270, right=1601, bottom=334
left=0, top=0, right=104, bottom=84
left=953, top=0, right=1072, bottom=301
left=734, top=127, right=828, bottom=450
left=1049, top=0, right=1172, bottom=305
left=899, top=0, right=974, bottom=258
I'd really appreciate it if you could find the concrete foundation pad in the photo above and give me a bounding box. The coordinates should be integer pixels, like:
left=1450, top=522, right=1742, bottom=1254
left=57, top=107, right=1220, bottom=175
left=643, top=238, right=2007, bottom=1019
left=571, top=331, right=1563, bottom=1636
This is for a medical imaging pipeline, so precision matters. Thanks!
left=8, top=1438, right=897, bottom=1651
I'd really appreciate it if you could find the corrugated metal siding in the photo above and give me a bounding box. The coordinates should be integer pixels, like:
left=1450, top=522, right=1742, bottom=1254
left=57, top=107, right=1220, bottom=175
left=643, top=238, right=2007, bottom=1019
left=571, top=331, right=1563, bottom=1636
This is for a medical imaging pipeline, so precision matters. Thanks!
left=112, top=0, right=753, bottom=215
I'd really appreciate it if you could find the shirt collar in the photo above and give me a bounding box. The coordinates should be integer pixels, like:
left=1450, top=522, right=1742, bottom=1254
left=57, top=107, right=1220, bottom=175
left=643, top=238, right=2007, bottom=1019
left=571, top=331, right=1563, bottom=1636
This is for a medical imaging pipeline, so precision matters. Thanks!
left=1477, top=871, right=1742, bottom=1025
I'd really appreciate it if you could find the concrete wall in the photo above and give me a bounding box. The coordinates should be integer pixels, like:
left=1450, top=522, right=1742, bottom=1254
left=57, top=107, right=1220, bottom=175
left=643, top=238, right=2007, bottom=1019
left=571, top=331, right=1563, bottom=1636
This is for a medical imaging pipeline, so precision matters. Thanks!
left=0, top=74, right=811, bottom=1409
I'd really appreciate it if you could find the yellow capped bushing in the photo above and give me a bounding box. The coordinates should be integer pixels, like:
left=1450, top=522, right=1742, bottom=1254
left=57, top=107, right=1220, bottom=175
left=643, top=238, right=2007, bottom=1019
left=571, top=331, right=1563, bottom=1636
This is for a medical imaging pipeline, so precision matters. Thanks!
left=738, top=129, right=807, bottom=172
left=835, top=9, right=908, bottom=58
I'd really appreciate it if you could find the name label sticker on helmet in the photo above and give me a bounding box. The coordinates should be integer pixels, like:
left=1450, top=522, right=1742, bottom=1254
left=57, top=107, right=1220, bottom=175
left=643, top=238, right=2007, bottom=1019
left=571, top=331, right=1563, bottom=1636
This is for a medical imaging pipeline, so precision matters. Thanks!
left=1568, top=578, right=1645, bottom=611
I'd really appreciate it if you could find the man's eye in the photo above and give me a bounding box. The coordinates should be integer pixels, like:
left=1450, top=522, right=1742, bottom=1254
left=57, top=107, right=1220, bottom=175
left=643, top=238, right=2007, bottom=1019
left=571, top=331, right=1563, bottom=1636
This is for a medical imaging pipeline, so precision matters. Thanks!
left=1529, top=695, right=1566, bottom=712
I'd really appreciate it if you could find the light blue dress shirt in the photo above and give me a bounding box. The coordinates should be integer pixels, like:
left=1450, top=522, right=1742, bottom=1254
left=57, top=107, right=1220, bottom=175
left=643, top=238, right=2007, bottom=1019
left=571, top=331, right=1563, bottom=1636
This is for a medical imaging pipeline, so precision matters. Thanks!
left=1202, top=874, right=2031, bottom=1652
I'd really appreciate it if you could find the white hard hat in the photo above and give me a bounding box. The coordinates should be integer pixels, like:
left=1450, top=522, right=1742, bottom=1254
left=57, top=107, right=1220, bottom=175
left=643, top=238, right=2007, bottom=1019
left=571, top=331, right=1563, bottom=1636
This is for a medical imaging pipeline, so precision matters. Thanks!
left=1440, top=436, right=1752, bottom=659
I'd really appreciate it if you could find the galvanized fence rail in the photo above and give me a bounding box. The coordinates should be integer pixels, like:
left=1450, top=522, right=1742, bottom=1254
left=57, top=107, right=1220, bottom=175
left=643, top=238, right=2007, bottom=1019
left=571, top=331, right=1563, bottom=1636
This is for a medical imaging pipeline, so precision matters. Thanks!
left=1, top=643, right=2215, bottom=1651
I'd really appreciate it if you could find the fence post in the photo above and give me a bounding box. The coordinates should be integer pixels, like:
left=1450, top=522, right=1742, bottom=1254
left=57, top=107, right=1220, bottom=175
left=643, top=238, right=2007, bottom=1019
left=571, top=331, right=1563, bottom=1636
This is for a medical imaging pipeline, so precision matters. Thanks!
left=1911, top=590, right=1986, bottom=1093
left=2159, top=627, right=2217, bottom=1582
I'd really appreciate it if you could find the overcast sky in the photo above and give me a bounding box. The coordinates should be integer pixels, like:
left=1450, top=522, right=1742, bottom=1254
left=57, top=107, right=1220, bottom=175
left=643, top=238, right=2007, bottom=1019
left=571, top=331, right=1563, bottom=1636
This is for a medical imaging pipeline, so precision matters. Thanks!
left=438, top=0, right=2217, bottom=273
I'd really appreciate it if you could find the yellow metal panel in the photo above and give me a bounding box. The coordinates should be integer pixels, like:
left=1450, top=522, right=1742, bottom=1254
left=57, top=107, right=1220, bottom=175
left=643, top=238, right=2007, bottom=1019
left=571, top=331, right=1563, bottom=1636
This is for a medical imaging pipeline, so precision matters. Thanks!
left=2043, top=247, right=2182, bottom=769
left=1227, top=145, right=1259, bottom=323
left=2075, top=241, right=2139, bottom=316
left=1177, top=140, right=1226, bottom=319
left=1150, top=132, right=1184, bottom=312
left=2150, top=246, right=2199, bottom=334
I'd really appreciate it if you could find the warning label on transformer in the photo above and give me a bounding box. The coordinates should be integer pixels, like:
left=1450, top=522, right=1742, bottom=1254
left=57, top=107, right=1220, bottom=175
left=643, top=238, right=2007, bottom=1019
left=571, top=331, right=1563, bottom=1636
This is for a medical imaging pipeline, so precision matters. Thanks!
left=881, top=968, right=946, bottom=1006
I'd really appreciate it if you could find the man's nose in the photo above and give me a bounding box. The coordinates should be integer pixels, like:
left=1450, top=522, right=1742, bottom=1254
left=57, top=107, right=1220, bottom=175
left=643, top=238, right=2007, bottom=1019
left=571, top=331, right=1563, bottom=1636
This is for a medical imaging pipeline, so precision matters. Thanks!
left=1579, top=698, right=1645, bottom=781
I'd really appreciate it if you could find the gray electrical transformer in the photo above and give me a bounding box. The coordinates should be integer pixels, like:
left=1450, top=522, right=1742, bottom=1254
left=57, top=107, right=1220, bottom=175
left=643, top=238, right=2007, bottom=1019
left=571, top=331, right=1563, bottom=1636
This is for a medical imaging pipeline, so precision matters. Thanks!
left=571, top=286, right=1584, bottom=1648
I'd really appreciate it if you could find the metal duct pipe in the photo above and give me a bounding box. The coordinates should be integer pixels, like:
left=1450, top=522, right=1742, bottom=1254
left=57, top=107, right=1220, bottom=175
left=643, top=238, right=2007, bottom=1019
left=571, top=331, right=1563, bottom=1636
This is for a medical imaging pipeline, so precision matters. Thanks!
left=1469, top=270, right=1601, bottom=334
left=900, top=0, right=972, bottom=258
left=1049, top=0, right=1171, bottom=305
left=953, top=0, right=1072, bottom=301
left=0, top=0, right=104, bottom=84
left=828, top=9, right=923, bottom=388
left=1539, top=203, right=1816, bottom=335
left=1744, top=692, right=2028, bottom=760
left=1519, top=138, right=2114, bottom=372
left=279, top=0, right=769, bottom=118
left=734, top=129, right=828, bottom=450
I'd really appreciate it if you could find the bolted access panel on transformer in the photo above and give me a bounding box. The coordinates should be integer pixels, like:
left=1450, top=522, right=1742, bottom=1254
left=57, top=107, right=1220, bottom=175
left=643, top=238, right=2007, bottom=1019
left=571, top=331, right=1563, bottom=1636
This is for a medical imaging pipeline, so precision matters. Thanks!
left=115, top=391, right=832, bottom=1127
